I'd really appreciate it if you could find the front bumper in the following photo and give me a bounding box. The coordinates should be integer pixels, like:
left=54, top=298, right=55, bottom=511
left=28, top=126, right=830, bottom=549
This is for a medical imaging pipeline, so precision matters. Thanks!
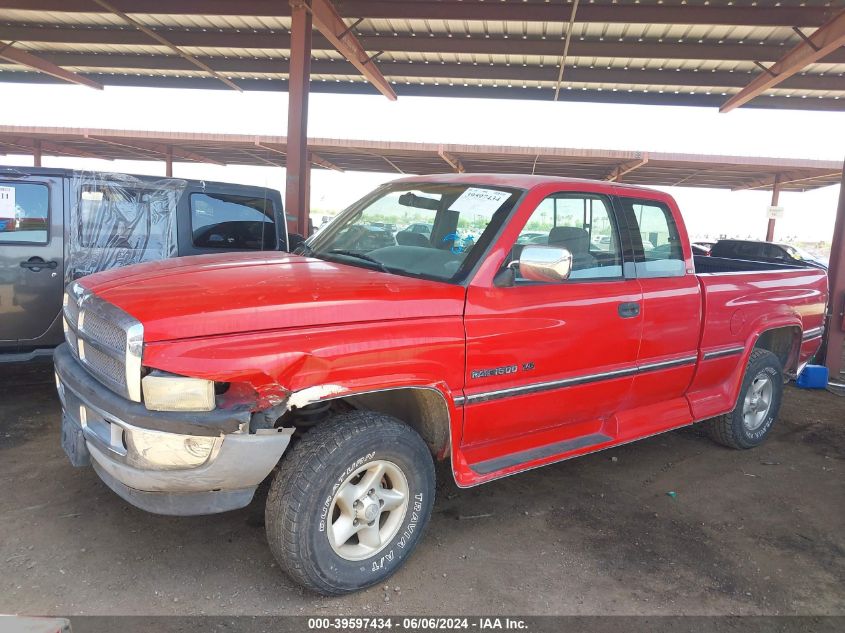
left=54, top=344, right=293, bottom=516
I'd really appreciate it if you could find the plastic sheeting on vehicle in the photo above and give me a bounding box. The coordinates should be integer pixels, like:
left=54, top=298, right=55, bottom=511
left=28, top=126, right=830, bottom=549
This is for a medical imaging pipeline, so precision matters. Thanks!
left=66, top=171, right=186, bottom=282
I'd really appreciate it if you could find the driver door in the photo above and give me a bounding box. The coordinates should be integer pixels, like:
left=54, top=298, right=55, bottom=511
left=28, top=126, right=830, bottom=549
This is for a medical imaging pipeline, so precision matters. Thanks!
left=461, top=189, right=643, bottom=470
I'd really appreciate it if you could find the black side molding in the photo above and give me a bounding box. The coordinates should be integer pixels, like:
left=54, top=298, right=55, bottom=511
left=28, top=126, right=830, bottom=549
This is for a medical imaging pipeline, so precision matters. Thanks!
left=470, top=432, right=612, bottom=475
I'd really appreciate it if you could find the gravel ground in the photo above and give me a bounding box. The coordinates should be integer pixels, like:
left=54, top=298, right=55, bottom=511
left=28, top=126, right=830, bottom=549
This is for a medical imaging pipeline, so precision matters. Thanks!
left=1, top=360, right=843, bottom=617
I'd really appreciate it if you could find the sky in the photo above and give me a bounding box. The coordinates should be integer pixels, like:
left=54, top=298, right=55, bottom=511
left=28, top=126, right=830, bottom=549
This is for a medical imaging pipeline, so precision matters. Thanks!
left=0, top=82, right=842, bottom=242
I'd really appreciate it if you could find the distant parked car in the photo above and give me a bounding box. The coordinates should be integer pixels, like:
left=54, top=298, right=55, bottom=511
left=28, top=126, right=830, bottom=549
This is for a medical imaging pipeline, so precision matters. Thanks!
left=335, top=224, right=396, bottom=251
left=404, top=222, right=433, bottom=237
left=709, top=239, right=827, bottom=271
left=516, top=231, right=547, bottom=244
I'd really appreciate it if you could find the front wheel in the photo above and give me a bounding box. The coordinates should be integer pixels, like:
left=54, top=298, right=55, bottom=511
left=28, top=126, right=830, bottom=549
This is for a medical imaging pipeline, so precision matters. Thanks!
left=265, top=411, right=435, bottom=595
left=705, top=349, right=784, bottom=449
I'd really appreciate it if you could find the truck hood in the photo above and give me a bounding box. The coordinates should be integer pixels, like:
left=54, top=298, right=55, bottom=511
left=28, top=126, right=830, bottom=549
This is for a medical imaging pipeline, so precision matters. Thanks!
left=80, top=252, right=466, bottom=342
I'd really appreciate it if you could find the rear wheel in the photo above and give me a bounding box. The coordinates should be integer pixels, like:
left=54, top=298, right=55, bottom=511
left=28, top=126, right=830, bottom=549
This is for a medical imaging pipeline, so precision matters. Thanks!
left=265, top=410, right=435, bottom=595
left=706, top=349, right=784, bottom=449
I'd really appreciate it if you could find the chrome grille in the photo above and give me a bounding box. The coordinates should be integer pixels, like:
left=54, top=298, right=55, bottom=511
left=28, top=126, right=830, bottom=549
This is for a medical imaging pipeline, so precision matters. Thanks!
left=63, top=282, right=144, bottom=402
left=81, top=311, right=127, bottom=352
left=80, top=342, right=127, bottom=390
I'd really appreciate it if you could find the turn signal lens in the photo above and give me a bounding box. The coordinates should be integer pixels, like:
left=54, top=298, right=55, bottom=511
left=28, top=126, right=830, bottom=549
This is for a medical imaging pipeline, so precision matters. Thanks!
left=124, top=427, right=217, bottom=470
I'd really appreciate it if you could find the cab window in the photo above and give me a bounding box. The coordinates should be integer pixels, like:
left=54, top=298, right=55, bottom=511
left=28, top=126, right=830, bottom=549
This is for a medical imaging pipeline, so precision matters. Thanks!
left=0, top=182, right=49, bottom=244
left=620, top=198, right=686, bottom=278
left=510, top=193, right=623, bottom=281
left=190, top=193, right=276, bottom=250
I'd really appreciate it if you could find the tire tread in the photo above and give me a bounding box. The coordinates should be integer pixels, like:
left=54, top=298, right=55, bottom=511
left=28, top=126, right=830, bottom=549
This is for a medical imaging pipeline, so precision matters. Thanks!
left=705, top=348, right=781, bottom=450
left=265, top=411, right=434, bottom=595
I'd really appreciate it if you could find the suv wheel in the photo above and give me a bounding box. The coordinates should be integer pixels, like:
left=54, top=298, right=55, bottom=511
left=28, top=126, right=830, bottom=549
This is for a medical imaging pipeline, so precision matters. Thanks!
left=265, top=410, right=435, bottom=595
left=706, top=349, right=784, bottom=449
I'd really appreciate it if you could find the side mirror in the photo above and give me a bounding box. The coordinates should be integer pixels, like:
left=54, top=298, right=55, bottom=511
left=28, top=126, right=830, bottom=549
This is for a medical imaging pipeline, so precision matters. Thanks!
left=518, top=245, right=573, bottom=282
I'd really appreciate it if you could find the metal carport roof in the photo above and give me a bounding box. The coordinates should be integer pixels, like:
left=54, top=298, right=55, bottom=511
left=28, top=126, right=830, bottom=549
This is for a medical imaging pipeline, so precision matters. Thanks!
left=0, top=125, right=840, bottom=192
left=1, top=1, right=843, bottom=110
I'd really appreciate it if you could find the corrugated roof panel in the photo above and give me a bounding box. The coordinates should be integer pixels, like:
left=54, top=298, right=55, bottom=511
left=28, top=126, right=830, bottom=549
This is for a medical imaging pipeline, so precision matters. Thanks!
left=132, top=14, right=291, bottom=31
left=0, top=9, right=119, bottom=26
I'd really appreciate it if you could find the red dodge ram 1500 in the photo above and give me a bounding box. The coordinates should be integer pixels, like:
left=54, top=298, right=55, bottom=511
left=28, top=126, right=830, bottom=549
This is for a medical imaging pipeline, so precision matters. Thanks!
left=54, top=174, right=827, bottom=594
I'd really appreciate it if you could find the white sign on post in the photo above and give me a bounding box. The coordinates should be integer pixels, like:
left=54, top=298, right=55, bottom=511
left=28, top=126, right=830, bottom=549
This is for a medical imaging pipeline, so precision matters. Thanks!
left=0, top=185, right=15, bottom=218
left=767, top=205, right=785, bottom=220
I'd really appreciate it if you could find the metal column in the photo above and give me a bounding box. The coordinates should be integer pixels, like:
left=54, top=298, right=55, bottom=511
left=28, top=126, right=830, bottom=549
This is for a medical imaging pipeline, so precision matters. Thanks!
left=765, top=174, right=781, bottom=242
left=33, top=139, right=41, bottom=167
left=165, top=145, right=173, bottom=177
left=286, top=0, right=312, bottom=237
left=823, top=159, right=845, bottom=376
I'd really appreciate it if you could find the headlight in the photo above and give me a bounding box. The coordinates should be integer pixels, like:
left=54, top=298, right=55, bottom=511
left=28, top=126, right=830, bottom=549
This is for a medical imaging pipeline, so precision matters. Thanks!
left=142, top=371, right=216, bottom=412
left=124, top=426, right=218, bottom=470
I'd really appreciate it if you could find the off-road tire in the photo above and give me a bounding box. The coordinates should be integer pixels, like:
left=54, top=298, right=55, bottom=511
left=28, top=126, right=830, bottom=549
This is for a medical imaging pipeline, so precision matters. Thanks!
left=265, top=411, right=435, bottom=595
left=705, top=349, right=784, bottom=449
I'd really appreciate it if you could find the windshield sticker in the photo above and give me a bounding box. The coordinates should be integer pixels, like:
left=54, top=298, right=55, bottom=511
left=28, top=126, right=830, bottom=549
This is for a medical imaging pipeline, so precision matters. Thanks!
left=448, top=187, right=510, bottom=215
left=0, top=185, right=15, bottom=218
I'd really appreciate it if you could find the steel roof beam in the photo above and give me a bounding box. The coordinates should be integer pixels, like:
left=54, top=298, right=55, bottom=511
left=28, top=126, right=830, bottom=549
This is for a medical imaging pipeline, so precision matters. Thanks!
left=604, top=157, right=649, bottom=182
left=0, top=41, right=102, bottom=89
left=89, top=0, right=242, bottom=91
left=732, top=170, right=844, bottom=191
left=254, top=139, right=343, bottom=171
left=5, top=25, right=845, bottom=66
left=0, top=135, right=102, bottom=158
left=4, top=70, right=843, bottom=112
left=0, top=1, right=831, bottom=27
left=438, top=147, right=464, bottom=173
left=305, top=0, right=396, bottom=100
left=552, top=0, right=579, bottom=101
left=310, top=152, right=344, bottom=172
left=28, top=53, right=843, bottom=92
left=720, top=9, right=845, bottom=112
left=83, top=134, right=226, bottom=166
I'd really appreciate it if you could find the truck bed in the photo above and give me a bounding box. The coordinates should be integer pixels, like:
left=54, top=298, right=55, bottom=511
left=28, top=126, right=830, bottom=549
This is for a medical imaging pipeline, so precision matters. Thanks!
left=687, top=259, right=828, bottom=421
left=693, top=255, right=806, bottom=274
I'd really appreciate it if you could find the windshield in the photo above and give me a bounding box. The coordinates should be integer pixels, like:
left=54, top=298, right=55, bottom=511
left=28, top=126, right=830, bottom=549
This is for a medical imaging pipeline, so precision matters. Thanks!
left=782, top=244, right=817, bottom=262
left=303, top=183, right=522, bottom=283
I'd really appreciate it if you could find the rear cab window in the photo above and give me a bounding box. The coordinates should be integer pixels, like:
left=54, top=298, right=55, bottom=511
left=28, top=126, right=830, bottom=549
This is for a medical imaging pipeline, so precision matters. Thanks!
left=618, top=197, right=686, bottom=278
left=190, top=192, right=277, bottom=250
left=0, top=182, right=49, bottom=244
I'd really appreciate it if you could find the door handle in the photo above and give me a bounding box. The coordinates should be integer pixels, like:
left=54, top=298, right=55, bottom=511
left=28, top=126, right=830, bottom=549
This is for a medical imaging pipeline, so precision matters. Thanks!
left=20, top=257, right=58, bottom=271
left=618, top=301, right=641, bottom=318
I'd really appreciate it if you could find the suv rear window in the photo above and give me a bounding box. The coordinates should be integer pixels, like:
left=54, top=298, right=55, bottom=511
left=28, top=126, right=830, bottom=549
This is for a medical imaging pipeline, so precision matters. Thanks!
left=190, top=192, right=276, bottom=250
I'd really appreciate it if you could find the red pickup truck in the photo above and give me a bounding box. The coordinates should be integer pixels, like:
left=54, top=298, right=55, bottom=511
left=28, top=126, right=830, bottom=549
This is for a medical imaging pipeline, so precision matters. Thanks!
left=54, top=174, right=827, bottom=595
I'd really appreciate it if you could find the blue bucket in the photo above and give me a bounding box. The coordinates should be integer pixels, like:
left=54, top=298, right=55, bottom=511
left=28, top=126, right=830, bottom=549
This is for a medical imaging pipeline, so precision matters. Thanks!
left=796, top=365, right=829, bottom=389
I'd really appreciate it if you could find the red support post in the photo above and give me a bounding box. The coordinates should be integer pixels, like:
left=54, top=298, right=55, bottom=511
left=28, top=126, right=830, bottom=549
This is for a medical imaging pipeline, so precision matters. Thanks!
left=823, top=159, right=845, bottom=376
left=286, top=0, right=312, bottom=237
left=765, top=174, right=781, bottom=242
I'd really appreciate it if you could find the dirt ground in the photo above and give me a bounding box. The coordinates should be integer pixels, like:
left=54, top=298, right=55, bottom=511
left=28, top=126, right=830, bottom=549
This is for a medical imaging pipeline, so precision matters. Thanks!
left=1, top=360, right=843, bottom=617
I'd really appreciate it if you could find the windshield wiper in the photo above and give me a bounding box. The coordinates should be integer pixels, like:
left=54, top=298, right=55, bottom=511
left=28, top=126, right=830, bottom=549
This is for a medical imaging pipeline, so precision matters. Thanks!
left=327, top=249, right=392, bottom=273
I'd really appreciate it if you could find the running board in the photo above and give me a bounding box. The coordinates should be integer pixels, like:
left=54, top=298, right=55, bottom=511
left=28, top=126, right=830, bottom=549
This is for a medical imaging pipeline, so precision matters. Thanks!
left=469, top=432, right=613, bottom=475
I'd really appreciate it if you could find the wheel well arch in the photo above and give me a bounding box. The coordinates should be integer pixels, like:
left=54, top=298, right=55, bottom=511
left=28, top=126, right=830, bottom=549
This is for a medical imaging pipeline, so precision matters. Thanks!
left=753, top=325, right=802, bottom=375
left=284, top=386, right=453, bottom=460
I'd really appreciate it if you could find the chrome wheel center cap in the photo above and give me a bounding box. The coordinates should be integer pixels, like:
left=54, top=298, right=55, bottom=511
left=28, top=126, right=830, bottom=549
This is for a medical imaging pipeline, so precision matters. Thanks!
left=356, top=496, right=380, bottom=523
